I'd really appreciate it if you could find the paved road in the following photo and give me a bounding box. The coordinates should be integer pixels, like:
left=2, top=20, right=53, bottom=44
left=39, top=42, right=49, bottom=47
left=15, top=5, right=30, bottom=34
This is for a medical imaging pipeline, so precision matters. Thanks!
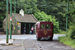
left=0, top=34, right=65, bottom=40
left=34, top=40, right=75, bottom=50
left=0, top=34, right=75, bottom=50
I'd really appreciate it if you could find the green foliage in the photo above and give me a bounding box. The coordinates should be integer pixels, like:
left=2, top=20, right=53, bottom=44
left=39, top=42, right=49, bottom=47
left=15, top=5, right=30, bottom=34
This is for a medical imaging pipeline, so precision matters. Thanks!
left=0, top=14, right=4, bottom=21
left=37, top=0, right=67, bottom=30
left=67, top=24, right=75, bottom=39
left=58, top=36, right=75, bottom=48
left=65, top=6, right=75, bottom=39
left=37, top=0, right=75, bottom=31
left=0, top=0, right=6, bottom=28
left=58, top=30, right=66, bottom=34
left=0, top=0, right=6, bottom=16
left=16, top=0, right=40, bottom=14
left=58, top=22, right=75, bottom=48
left=34, top=11, right=59, bottom=33
left=0, top=0, right=74, bottom=29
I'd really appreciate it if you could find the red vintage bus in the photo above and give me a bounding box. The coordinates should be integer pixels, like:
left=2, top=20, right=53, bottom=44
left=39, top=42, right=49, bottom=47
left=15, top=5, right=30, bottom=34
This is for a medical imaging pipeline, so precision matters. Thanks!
left=36, top=21, right=53, bottom=41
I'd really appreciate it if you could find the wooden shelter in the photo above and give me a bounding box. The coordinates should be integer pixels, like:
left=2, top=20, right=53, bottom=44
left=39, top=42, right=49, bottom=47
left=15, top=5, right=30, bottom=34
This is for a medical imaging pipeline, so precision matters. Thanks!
left=3, top=13, right=38, bottom=34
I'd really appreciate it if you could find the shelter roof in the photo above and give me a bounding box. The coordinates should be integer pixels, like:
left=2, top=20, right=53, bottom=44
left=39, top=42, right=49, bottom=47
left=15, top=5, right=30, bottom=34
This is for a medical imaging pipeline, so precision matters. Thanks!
left=12, top=13, right=38, bottom=23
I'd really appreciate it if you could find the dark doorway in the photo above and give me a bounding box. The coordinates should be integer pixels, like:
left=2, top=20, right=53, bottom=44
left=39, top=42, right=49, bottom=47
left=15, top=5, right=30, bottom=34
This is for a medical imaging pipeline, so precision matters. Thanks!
left=26, top=23, right=29, bottom=34
left=21, top=23, right=35, bottom=34
left=21, top=23, right=30, bottom=34
left=21, top=23, right=24, bottom=34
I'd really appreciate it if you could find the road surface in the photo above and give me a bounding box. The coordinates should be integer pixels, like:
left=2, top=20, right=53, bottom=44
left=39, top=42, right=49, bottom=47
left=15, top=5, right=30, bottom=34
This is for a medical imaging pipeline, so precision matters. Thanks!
left=0, top=34, right=75, bottom=50
left=0, top=34, right=65, bottom=40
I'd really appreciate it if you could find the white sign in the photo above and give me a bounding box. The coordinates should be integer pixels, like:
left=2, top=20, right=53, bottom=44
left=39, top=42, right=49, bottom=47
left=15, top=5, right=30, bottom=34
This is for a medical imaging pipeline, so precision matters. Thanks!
left=10, top=17, right=12, bottom=21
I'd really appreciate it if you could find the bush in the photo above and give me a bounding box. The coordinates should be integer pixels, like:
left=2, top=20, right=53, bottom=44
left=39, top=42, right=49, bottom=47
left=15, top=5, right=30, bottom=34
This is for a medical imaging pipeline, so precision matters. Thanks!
left=67, top=24, right=75, bottom=39
left=58, top=36, right=75, bottom=48
left=58, top=30, right=66, bottom=34
left=58, top=24, right=75, bottom=48
left=34, top=11, right=59, bottom=33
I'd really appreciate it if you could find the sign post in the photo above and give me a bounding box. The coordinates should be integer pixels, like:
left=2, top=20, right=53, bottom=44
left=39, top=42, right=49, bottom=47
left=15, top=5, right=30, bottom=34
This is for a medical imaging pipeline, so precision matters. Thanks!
left=6, top=0, right=9, bottom=43
left=10, top=0, right=12, bottom=39
left=14, top=0, right=16, bottom=34
left=10, top=17, right=12, bottom=21
left=66, top=0, right=69, bottom=37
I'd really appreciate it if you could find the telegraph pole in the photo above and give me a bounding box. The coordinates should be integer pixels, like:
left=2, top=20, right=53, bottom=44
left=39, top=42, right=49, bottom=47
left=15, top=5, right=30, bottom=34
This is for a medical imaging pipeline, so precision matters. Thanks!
left=14, top=0, right=16, bottom=34
left=6, top=0, right=9, bottom=43
left=66, top=0, right=69, bottom=36
left=10, top=0, right=12, bottom=39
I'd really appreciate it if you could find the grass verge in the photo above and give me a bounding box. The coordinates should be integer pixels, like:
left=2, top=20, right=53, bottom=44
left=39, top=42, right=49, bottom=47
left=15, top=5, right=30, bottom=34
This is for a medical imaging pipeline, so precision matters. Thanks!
left=58, top=36, right=75, bottom=48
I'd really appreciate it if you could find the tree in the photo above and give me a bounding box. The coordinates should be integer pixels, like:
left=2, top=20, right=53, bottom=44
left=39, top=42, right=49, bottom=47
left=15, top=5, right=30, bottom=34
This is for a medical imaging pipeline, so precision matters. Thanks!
left=37, top=0, right=75, bottom=31
left=34, top=11, right=59, bottom=33
left=14, top=0, right=40, bottom=14
left=0, top=0, right=6, bottom=28
left=37, top=0, right=67, bottom=30
left=0, top=0, right=6, bottom=15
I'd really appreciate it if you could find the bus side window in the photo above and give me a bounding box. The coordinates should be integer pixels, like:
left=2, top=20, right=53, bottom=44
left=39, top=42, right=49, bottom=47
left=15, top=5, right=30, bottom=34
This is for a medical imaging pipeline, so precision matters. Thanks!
left=46, top=24, right=50, bottom=29
left=41, top=24, right=45, bottom=29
